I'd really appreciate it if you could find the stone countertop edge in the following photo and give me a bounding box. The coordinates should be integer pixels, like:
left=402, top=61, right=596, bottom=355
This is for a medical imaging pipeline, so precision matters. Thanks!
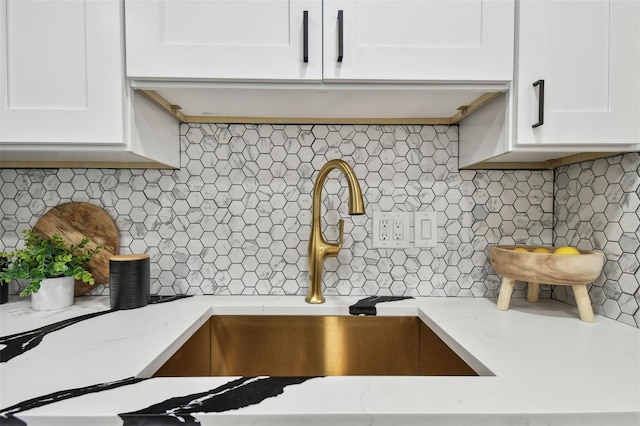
left=0, top=295, right=639, bottom=426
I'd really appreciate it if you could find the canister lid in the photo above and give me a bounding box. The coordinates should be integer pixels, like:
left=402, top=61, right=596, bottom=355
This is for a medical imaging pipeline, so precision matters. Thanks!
left=109, top=254, right=150, bottom=261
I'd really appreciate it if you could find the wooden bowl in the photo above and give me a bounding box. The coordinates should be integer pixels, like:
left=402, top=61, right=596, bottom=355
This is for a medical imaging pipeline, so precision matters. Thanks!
left=490, top=246, right=605, bottom=285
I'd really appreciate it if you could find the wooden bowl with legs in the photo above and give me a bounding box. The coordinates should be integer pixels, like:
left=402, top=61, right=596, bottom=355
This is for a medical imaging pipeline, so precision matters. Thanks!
left=489, top=246, right=605, bottom=322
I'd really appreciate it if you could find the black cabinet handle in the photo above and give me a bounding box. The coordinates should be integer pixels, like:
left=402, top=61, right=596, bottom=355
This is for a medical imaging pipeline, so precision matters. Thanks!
left=337, top=10, right=343, bottom=62
left=532, top=79, right=544, bottom=128
left=303, top=11, right=309, bottom=63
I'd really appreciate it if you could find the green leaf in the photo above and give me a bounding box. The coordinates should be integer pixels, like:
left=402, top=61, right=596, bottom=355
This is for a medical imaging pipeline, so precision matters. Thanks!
left=1, top=229, right=102, bottom=297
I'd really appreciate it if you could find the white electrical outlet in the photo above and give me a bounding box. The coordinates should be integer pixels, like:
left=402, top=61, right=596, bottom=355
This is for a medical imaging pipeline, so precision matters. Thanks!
left=380, top=219, right=390, bottom=240
left=372, top=211, right=411, bottom=248
left=414, top=211, right=437, bottom=248
left=393, top=219, right=404, bottom=240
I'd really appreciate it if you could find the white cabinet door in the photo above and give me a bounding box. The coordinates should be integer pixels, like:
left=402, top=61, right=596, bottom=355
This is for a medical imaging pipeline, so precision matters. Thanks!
left=0, top=0, right=124, bottom=144
left=125, top=0, right=322, bottom=81
left=322, top=0, right=514, bottom=82
left=516, top=0, right=640, bottom=146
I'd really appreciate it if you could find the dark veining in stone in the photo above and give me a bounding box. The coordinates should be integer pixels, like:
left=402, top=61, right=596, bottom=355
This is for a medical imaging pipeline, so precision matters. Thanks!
left=0, top=295, right=189, bottom=363
left=0, top=377, right=144, bottom=424
left=349, top=296, right=414, bottom=316
left=119, top=376, right=316, bottom=425
left=0, top=310, right=112, bottom=363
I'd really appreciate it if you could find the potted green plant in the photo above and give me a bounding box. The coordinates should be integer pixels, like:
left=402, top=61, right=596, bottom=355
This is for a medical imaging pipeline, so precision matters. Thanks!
left=0, top=230, right=102, bottom=311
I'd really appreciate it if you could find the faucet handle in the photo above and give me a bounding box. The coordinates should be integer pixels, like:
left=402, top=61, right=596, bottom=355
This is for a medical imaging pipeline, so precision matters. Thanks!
left=324, top=219, right=344, bottom=258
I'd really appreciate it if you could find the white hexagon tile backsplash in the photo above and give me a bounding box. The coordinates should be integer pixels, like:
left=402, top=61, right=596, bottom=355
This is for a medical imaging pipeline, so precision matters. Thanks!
left=0, top=124, right=638, bottom=327
left=553, top=153, right=640, bottom=327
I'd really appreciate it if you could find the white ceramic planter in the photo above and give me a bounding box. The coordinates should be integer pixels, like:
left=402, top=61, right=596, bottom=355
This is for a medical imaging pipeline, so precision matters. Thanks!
left=31, top=276, right=75, bottom=311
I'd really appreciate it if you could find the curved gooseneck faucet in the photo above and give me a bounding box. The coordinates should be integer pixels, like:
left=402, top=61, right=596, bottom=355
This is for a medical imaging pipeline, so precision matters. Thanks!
left=306, top=159, right=365, bottom=304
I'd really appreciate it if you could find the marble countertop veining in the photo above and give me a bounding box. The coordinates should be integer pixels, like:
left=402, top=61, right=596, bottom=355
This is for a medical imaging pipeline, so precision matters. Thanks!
left=1, top=295, right=639, bottom=426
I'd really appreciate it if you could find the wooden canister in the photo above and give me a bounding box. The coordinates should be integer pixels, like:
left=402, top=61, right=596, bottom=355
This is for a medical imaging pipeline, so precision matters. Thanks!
left=109, top=254, right=150, bottom=310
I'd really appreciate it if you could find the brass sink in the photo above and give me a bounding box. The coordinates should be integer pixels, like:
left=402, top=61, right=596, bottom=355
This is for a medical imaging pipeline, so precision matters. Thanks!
left=155, top=315, right=478, bottom=377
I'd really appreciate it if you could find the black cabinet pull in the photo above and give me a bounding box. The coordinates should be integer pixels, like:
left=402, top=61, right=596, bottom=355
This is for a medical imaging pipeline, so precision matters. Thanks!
left=337, top=10, right=344, bottom=62
left=303, top=11, right=309, bottom=63
left=532, top=79, right=545, bottom=128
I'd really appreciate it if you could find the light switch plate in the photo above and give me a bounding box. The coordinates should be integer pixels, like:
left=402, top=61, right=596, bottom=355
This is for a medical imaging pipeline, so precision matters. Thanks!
left=372, top=211, right=411, bottom=248
left=414, top=211, right=437, bottom=248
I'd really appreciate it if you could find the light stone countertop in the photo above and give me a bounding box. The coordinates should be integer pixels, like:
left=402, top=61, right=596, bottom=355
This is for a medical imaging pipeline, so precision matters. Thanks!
left=1, top=295, right=639, bottom=426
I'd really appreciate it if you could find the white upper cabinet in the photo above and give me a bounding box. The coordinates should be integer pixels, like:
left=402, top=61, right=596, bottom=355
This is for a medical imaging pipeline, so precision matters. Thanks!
left=515, top=0, right=639, bottom=146
left=459, top=0, right=639, bottom=168
left=0, top=0, right=124, bottom=144
left=0, top=0, right=180, bottom=168
left=125, top=0, right=323, bottom=81
left=322, top=0, right=514, bottom=82
left=125, top=0, right=514, bottom=82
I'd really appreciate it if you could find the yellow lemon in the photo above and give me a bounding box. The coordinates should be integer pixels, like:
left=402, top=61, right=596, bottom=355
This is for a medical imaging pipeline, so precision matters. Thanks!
left=512, top=247, right=529, bottom=253
left=531, top=247, right=552, bottom=254
left=553, top=246, right=581, bottom=255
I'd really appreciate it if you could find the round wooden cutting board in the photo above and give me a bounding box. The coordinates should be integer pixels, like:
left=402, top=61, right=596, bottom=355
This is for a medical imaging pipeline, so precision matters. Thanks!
left=34, top=202, right=119, bottom=296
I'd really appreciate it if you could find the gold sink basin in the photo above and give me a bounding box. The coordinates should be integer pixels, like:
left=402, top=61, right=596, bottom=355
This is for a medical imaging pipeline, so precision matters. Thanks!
left=155, top=315, right=478, bottom=377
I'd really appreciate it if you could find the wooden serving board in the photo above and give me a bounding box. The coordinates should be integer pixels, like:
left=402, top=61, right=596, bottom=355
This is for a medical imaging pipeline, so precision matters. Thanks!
left=34, top=202, right=119, bottom=295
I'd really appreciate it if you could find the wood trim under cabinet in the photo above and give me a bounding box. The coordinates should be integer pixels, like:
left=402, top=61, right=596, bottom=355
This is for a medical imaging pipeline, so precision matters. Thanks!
left=543, top=152, right=622, bottom=168
left=0, top=161, right=176, bottom=169
left=137, top=90, right=187, bottom=122
left=461, top=152, right=623, bottom=170
left=449, top=92, right=503, bottom=124
left=184, top=115, right=454, bottom=125
left=137, top=89, right=502, bottom=125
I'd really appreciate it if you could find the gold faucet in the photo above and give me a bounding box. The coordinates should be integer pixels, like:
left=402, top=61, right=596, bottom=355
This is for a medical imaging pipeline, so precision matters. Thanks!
left=306, top=159, right=365, bottom=304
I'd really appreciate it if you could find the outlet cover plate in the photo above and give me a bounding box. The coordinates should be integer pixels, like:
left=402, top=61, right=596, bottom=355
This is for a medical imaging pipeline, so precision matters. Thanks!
left=372, top=211, right=411, bottom=248
left=414, top=211, right=437, bottom=248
